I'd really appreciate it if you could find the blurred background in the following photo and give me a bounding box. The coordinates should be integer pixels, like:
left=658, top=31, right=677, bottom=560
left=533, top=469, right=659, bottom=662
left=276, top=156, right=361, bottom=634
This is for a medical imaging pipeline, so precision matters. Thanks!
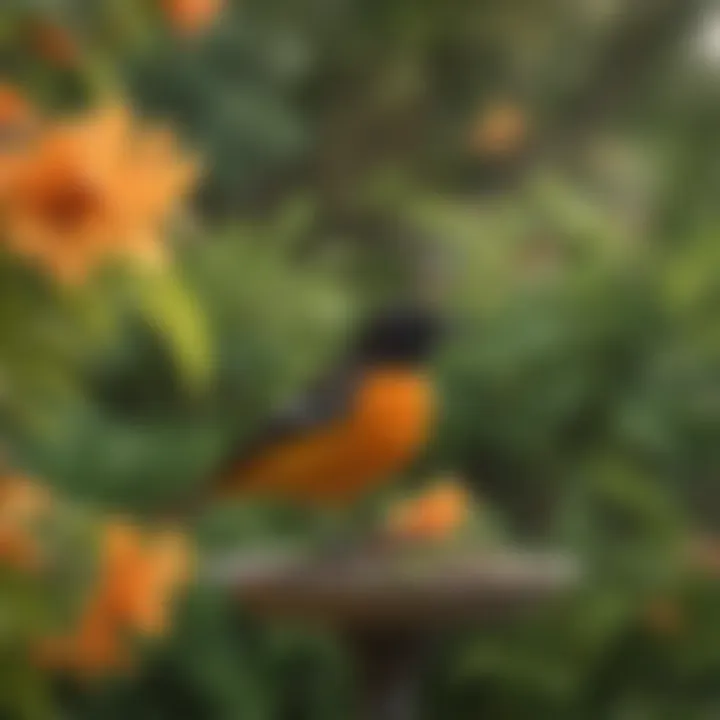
left=1, top=0, right=720, bottom=717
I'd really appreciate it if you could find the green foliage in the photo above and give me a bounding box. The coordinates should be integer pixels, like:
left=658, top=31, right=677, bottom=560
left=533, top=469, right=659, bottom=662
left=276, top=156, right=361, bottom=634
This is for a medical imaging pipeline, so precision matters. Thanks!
left=2, top=0, right=720, bottom=717
left=21, top=219, right=353, bottom=509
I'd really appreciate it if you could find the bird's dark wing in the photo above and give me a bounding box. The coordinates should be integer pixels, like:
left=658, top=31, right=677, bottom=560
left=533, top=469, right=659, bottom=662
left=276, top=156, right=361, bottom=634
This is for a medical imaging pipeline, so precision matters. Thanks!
left=212, top=365, right=360, bottom=485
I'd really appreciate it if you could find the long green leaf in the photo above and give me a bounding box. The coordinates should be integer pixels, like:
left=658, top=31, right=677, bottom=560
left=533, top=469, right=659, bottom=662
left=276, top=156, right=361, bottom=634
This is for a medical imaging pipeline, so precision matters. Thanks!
left=133, top=268, right=213, bottom=394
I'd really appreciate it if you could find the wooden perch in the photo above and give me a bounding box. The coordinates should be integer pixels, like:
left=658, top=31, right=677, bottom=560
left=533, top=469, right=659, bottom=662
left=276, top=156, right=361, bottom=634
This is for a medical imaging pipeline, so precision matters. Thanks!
left=213, top=546, right=580, bottom=628
left=202, top=543, right=582, bottom=719
left=209, top=545, right=579, bottom=719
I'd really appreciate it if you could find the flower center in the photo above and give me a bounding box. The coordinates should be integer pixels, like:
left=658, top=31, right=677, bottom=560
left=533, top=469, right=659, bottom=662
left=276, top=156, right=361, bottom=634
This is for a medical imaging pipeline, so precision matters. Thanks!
left=40, top=179, right=100, bottom=230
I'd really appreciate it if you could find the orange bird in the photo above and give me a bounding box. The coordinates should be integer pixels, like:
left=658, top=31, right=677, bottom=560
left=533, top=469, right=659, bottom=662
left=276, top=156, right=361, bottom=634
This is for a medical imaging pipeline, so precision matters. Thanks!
left=201, top=305, right=443, bottom=510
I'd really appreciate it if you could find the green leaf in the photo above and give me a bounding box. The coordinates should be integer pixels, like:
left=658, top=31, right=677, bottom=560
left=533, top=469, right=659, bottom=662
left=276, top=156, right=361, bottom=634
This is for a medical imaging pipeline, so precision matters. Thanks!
left=132, top=267, right=213, bottom=394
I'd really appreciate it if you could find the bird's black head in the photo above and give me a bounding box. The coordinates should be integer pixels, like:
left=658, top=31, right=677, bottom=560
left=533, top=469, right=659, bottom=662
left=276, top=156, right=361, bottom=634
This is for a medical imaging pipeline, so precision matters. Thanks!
left=352, top=306, right=444, bottom=366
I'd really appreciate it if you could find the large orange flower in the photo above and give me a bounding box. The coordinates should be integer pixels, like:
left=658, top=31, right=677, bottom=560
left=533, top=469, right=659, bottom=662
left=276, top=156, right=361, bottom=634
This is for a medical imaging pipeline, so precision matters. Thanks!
left=0, top=104, right=198, bottom=283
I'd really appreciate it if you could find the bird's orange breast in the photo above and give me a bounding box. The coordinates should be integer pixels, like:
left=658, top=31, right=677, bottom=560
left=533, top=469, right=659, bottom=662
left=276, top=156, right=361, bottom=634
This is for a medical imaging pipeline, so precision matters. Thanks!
left=234, top=369, right=434, bottom=506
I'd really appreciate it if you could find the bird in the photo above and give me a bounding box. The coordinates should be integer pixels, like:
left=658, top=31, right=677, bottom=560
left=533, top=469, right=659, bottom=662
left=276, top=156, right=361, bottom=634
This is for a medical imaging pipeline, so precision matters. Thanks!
left=194, top=304, right=443, bottom=514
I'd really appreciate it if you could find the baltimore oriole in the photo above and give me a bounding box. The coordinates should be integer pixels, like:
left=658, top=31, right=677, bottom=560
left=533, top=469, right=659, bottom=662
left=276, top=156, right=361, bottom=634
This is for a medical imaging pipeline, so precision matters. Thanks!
left=196, top=305, right=443, bottom=511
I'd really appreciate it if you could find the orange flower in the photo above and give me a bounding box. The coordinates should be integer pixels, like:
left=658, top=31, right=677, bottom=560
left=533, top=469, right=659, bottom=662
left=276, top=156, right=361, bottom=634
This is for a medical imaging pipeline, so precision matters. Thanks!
left=28, top=22, right=79, bottom=68
left=386, top=477, right=473, bottom=542
left=468, top=101, right=528, bottom=157
left=37, top=518, right=194, bottom=676
left=0, top=104, right=199, bottom=283
left=161, top=0, right=224, bottom=35
left=35, top=520, right=141, bottom=675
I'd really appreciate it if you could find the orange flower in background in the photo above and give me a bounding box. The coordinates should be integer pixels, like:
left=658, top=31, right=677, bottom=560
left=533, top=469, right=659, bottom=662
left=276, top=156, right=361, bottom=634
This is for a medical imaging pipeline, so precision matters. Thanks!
left=469, top=101, right=528, bottom=157
left=37, top=518, right=195, bottom=676
left=161, top=0, right=224, bottom=36
left=0, top=104, right=199, bottom=283
left=34, top=520, right=140, bottom=676
left=386, top=477, right=473, bottom=542
left=28, top=22, right=79, bottom=68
